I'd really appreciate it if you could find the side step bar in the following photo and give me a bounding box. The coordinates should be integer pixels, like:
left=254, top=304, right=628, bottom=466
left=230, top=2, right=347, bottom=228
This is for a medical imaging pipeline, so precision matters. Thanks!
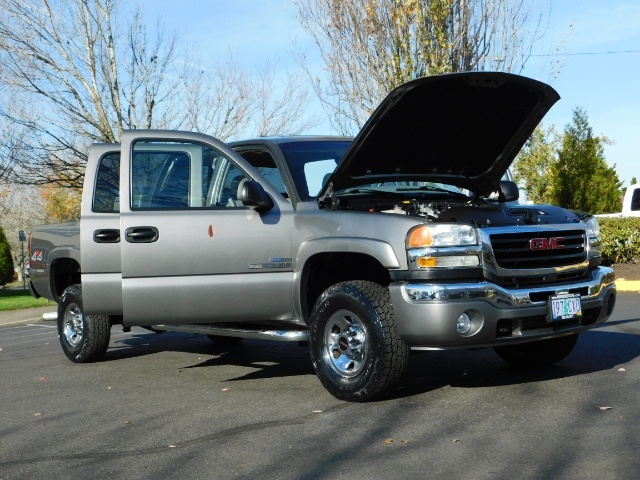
left=149, top=324, right=310, bottom=342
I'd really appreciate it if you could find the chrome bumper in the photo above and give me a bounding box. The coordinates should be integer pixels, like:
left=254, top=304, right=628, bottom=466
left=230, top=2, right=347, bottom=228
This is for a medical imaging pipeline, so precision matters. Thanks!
left=402, top=266, right=615, bottom=308
left=389, top=266, right=616, bottom=349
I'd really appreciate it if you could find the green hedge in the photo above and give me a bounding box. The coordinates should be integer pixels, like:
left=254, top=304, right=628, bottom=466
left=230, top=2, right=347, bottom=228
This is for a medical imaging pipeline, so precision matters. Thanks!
left=599, top=217, right=640, bottom=264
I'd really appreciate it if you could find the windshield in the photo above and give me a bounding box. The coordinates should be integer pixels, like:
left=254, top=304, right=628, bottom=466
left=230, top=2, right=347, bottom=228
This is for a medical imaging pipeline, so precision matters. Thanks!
left=279, top=141, right=351, bottom=200
left=278, top=140, right=514, bottom=200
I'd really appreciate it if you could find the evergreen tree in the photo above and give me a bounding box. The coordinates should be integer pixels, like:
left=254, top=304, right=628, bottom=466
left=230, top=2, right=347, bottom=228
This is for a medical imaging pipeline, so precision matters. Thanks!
left=550, top=108, right=621, bottom=214
left=0, top=225, right=15, bottom=285
left=512, top=124, right=558, bottom=204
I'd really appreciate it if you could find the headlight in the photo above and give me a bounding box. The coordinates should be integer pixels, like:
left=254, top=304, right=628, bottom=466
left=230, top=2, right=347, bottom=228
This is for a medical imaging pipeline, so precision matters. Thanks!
left=586, top=216, right=600, bottom=238
left=407, top=224, right=478, bottom=248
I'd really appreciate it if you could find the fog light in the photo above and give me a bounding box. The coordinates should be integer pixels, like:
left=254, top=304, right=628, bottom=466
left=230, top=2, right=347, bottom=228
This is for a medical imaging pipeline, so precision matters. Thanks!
left=456, top=312, right=472, bottom=335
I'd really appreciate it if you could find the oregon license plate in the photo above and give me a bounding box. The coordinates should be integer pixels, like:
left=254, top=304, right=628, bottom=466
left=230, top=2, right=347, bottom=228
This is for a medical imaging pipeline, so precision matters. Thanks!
left=549, top=293, right=582, bottom=322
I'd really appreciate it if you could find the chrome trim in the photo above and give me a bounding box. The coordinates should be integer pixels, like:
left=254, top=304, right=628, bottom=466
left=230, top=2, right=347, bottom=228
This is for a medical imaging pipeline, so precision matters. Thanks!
left=151, top=324, right=309, bottom=342
left=401, top=266, right=615, bottom=308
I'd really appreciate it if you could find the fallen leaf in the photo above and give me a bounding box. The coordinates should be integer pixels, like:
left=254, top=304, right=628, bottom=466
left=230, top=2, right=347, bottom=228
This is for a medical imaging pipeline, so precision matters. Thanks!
left=618, top=368, right=626, bottom=372
left=598, top=406, right=612, bottom=411
left=385, top=438, right=394, bottom=444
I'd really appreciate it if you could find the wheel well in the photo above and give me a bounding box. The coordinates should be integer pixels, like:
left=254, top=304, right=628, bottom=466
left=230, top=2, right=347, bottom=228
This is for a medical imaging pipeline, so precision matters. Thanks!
left=301, top=253, right=391, bottom=321
left=50, top=258, right=81, bottom=301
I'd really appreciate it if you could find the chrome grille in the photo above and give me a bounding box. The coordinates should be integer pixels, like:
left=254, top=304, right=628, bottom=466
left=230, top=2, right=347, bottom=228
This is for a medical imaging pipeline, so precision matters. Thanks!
left=489, top=229, right=587, bottom=269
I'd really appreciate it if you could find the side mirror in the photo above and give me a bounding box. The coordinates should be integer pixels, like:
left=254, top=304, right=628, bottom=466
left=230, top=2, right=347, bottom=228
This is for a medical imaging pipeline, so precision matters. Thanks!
left=498, top=180, right=520, bottom=203
left=240, top=181, right=274, bottom=212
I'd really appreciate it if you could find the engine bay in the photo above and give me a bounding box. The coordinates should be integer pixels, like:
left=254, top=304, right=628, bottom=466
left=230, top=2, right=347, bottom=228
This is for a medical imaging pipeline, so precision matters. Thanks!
left=327, top=188, right=581, bottom=227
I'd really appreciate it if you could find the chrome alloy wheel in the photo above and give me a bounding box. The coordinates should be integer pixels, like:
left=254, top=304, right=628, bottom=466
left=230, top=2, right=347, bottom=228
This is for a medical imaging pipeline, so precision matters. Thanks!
left=63, top=303, right=84, bottom=347
left=324, top=309, right=368, bottom=378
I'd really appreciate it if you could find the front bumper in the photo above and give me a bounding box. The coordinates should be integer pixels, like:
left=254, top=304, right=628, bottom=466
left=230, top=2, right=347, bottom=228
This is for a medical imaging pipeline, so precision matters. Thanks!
left=389, top=266, right=616, bottom=349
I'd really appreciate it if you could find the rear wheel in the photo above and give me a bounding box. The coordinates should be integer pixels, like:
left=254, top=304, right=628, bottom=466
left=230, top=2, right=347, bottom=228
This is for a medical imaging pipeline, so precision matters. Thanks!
left=57, top=285, right=110, bottom=363
left=309, top=281, right=409, bottom=402
left=494, top=334, right=579, bottom=368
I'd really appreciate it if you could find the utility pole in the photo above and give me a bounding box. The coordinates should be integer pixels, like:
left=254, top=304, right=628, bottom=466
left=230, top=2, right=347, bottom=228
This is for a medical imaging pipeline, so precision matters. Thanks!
left=18, top=230, right=26, bottom=290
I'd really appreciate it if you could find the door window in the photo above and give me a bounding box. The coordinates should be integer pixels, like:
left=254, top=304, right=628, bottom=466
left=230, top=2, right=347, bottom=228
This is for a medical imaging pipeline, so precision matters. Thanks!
left=130, top=140, right=250, bottom=210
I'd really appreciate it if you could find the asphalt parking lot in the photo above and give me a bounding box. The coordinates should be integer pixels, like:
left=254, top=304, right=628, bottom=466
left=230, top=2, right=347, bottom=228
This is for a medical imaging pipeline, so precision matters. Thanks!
left=0, top=293, right=639, bottom=480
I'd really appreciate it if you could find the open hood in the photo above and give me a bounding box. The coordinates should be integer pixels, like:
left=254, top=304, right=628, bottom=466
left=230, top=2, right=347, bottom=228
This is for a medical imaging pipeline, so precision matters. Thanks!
left=322, top=72, right=559, bottom=197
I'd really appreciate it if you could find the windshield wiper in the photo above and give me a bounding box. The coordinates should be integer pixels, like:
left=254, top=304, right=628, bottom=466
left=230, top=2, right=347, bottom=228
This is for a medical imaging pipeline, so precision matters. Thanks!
left=336, top=188, right=401, bottom=196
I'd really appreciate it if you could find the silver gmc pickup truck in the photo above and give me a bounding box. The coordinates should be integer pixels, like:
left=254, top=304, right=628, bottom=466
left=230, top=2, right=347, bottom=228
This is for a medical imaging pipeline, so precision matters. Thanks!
left=28, top=72, right=616, bottom=401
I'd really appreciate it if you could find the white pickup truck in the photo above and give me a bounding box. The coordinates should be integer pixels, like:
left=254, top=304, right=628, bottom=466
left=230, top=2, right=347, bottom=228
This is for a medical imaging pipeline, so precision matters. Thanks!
left=597, top=184, right=640, bottom=218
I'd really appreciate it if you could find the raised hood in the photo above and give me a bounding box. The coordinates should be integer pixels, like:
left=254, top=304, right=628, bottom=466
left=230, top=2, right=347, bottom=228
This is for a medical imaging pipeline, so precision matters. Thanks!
left=323, top=72, right=559, bottom=197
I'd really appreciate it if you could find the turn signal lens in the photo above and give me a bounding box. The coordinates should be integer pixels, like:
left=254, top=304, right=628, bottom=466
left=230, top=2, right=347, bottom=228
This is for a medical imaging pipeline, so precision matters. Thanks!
left=416, top=255, right=480, bottom=268
left=409, top=227, right=433, bottom=247
left=416, top=257, right=437, bottom=268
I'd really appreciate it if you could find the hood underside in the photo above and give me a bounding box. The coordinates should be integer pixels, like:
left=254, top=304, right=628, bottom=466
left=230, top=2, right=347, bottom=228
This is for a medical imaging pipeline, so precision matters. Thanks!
left=323, top=72, right=559, bottom=197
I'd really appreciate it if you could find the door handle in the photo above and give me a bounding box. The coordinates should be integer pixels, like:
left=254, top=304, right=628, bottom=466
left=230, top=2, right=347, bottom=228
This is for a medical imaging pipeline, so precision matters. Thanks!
left=93, top=229, right=120, bottom=243
left=125, top=227, right=159, bottom=243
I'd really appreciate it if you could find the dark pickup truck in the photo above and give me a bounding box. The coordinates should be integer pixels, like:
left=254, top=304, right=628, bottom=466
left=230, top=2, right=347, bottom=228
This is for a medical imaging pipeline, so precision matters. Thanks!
left=28, top=72, right=616, bottom=401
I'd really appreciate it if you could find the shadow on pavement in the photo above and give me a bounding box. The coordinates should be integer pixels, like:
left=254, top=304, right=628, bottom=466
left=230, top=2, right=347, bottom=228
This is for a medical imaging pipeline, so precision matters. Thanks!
left=101, top=321, right=640, bottom=400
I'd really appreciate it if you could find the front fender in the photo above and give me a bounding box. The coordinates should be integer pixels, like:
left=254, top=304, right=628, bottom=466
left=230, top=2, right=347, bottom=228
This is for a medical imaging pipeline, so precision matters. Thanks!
left=296, top=236, right=401, bottom=270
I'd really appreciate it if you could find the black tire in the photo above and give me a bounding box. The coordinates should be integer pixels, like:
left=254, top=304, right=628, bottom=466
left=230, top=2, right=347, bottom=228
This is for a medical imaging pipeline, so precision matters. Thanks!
left=494, top=334, right=579, bottom=368
left=207, top=335, right=243, bottom=346
left=309, top=281, right=409, bottom=402
left=57, top=285, right=110, bottom=363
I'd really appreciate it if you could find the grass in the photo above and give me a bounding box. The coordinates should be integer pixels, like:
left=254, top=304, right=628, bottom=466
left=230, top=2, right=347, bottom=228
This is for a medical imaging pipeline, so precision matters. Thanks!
left=0, top=286, right=55, bottom=311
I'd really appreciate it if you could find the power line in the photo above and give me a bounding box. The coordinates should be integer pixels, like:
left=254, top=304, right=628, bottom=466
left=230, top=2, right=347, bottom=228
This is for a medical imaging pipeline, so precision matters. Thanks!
left=530, top=49, right=640, bottom=57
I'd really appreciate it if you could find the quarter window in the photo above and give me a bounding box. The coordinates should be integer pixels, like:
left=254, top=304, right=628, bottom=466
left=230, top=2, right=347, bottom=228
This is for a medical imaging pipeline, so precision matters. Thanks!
left=93, top=153, right=120, bottom=213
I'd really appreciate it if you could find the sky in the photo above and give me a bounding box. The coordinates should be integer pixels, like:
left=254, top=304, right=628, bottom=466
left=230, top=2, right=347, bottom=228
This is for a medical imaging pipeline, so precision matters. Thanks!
left=140, top=0, right=640, bottom=187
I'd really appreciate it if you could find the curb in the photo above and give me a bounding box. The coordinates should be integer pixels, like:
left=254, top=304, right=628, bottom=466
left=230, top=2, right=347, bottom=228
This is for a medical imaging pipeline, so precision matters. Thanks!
left=616, top=280, right=640, bottom=292
left=0, top=307, right=58, bottom=328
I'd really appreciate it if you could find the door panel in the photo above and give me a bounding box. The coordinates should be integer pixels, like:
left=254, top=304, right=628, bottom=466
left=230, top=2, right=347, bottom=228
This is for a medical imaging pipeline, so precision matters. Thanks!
left=81, top=145, right=123, bottom=316
left=119, top=132, right=295, bottom=326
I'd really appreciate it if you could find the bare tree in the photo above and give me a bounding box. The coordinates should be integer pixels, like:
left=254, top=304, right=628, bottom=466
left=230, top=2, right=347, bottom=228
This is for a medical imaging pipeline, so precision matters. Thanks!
left=0, top=0, right=186, bottom=186
left=296, top=0, right=554, bottom=134
left=180, top=55, right=319, bottom=140
left=0, top=0, right=317, bottom=189
left=0, top=183, right=48, bottom=262
left=251, top=62, right=321, bottom=137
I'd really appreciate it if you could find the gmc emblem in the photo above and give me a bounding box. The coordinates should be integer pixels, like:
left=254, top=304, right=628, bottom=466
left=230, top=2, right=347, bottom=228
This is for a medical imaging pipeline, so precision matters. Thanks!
left=530, top=237, right=565, bottom=251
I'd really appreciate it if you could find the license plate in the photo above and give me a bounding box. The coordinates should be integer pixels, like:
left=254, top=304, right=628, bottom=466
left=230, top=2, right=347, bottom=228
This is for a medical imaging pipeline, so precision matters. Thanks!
left=549, top=293, right=582, bottom=322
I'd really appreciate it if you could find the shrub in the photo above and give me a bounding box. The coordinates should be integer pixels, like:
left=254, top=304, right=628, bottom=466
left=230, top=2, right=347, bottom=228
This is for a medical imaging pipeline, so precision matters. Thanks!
left=599, top=217, right=640, bottom=264
left=0, top=225, right=14, bottom=285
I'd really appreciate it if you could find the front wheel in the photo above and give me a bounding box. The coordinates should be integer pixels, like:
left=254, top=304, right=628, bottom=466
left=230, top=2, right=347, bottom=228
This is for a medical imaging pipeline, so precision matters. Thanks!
left=494, top=334, right=579, bottom=368
left=57, top=285, right=110, bottom=363
left=309, top=281, right=409, bottom=402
